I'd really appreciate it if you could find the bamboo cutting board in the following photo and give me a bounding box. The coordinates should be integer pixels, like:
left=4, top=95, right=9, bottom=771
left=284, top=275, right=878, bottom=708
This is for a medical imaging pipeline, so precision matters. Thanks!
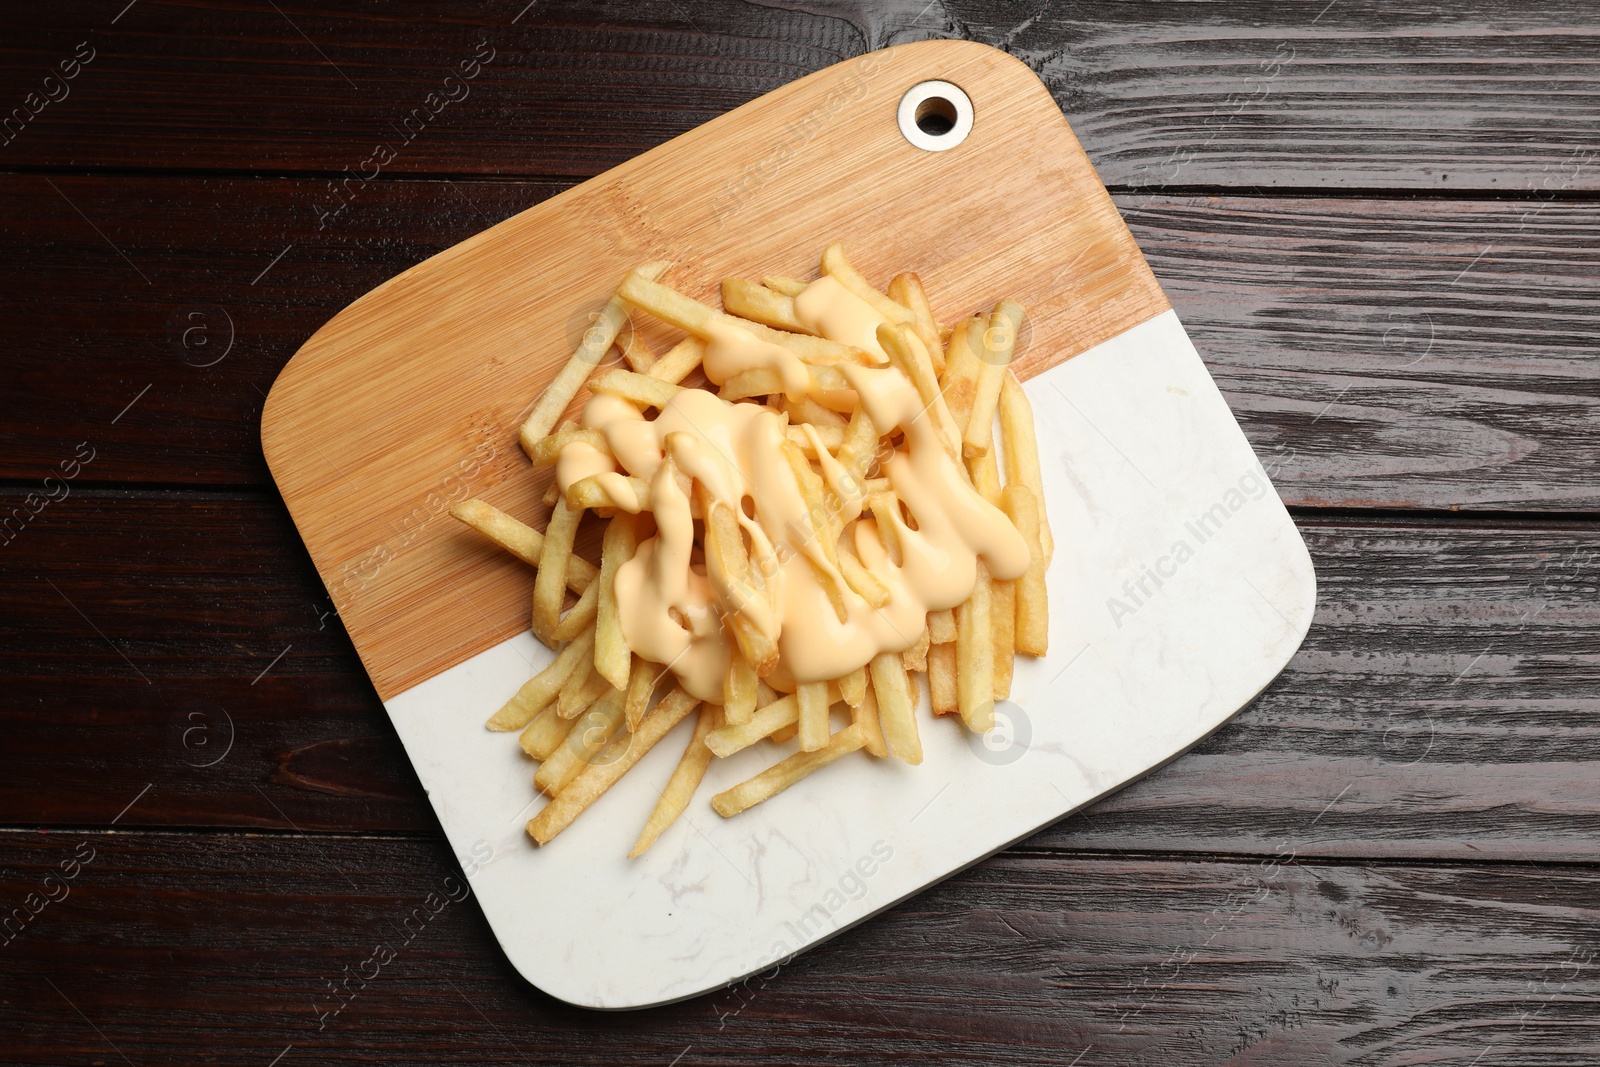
left=264, top=39, right=1315, bottom=1008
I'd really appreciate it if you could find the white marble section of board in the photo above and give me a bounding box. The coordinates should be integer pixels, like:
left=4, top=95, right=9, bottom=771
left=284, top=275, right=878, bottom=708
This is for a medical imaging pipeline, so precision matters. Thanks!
left=383, top=308, right=1317, bottom=1010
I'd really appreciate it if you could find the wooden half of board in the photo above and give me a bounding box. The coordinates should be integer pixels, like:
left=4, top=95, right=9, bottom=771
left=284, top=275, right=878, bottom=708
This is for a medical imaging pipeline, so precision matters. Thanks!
left=261, top=38, right=1170, bottom=701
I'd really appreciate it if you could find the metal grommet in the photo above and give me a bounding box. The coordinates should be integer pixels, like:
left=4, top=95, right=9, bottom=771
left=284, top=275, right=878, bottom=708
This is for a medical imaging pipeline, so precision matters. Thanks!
left=897, top=80, right=973, bottom=152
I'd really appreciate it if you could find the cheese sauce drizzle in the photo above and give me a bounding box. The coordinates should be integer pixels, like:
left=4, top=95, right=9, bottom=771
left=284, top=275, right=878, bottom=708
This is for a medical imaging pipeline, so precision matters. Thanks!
left=555, top=277, right=1029, bottom=702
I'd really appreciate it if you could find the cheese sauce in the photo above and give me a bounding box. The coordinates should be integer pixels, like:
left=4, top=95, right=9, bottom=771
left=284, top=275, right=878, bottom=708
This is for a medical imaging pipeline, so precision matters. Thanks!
left=555, top=277, right=1029, bottom=702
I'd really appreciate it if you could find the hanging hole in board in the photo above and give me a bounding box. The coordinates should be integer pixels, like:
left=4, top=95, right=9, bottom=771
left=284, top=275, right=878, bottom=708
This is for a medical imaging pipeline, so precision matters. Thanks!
left=897, top=80, right=973, bottom=152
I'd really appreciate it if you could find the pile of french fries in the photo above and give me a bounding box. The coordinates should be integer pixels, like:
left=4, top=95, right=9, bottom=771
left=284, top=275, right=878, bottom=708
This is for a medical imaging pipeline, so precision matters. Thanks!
left=450, top=243, right=1052, bottom=854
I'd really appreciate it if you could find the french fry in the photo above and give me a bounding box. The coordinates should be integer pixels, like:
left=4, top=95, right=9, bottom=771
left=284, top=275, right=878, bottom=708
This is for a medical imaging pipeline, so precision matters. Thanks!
left=617, top=320, right=657, bottom=373
left=724, top=654, right=757, bottom=727
left=888, top=272, right=944, bottom=377
left=834, top=406, right=880, bottom=488
left=558, top=661, right=611, bottom=719
left=532, top=497, right=582, bottom=644
left=699, top=484, right=780, bottom=676
left=719, top=363, right=850, bottom=403
left=786, top=424, right=846, bottom=455
left=449, top=500, right=598, bottom=591
left=619, top=271, right=862, bottom=365
left=838, top=665, right=867, bottom=708
left=869, top=651, right=921, bottom=765
left=566, top=474, right=649, bottom=513
left=596, top=513, right=640, bottom=690
left=991, top=575, right=1016, bottom=700
left=784, top=394, right=848, bottom=429
left=969, top=446, right=1002, bottom=506
left=820, top=243, right=913, bottom=325
left=722, top=277, right=807, bottom=333
left=999, top=370, right=1053, bottom=562
left=630, top=701, right=720, bottom=857
left=534, top=688, right=626, bottom=796
left=940, top=316, right=983, bottom=435
left=551, top=579, right=600, bottom=642
left=519, top=261, right=667, bottom=457
left=769, top=723, right=800, bottom=744
left=588, top=368, right=684, bottom=410
left=529, top=686, right=700, bottom=845
left=710, top=724, right=867, bottom=817
left=704, top=693, right=797, bottom=758
left=520, top=706, right=577, bottom=760
left=964, top=300, right=1023, bottom=458
left=879, top=323, right=962, bottom=463
left=836, top=542, right=889, bottom=608
left=901, top=627, right=930, bottom=673
left=852, top=682, right=887, bottom=758
left=956, top=560, right=995, bottom=732
left=928, top=642, right=958, bottom=715
left=647, top=336, right=706, bottom=384
left=762, top=275, right=807, bottom=297
left=928, top=608, right=957, bottom=644
left=528, top=427, right=608, bottom=467
left=624, top=654, right=658, bottom=731
left=1004, top=484, right=1049, bottom=656
left=487, top=627, right=595, bottom=731
left=797, top=681, right=830, bottom=753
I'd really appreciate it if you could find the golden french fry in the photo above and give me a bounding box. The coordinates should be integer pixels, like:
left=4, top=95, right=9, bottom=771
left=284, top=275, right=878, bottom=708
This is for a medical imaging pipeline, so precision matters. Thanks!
left=838, top=665, right=867, bottom=708
left=1004, top=484, right=1049, bottom=656
left=588, top=367, right=684, bottom=410
left=617, top=320, right=656, bottom=373
left=551, top=579, right=600, bottom=642
left=878, top=323, right=962, bottom=462
left=784, top=393, right=848, bottom=430
left=558, top=661, right=611, bottom=719
left=939, top=316, right=984, bottom=435
left=999, top=370, right=1052, bottom=562
left=928, top=608, right=957, bottom=644
left=964, top=300, right=1023, bottom=458
left=968, top=446, right=1002, bottom=506
left=566, top=474, right=649, bottom=513
left=528, top=428, right=608, bottom=468
left=450, top=500, right=598, bottom=591
left=992, top=575, right=1016, bottom=699
left=722, top=277, right=807, bottom=333
left=529, top=686, right=700, bottom=845
left=834, top=405, right=880, bottom=487
left=596, top=513, right=640, bottom=690
left=704, top=693, right=797, bottom=757
left=710, top=724, right=867, bottom=817
left=699, top=484, right=781, bottom=676
left=928, top=642, right=958, bottom=715
left=519, top=706, right=577, bottom=760
left=647, top=336, right=705, bottom=384
left=820, top=243, right=913, bottom=325
left=888, top=272, right=944, bottom=377
left=619, top=271, right=863, bottom=365
left=797, top=681, right=830, bottom=753
left=869, top=650, right=921, bottom=765
left=630, top=701, right=720, bottom=857
left=724, top=654, right=757, bottom=727
left=786, top=424, right=846, bottom=455
left=956, top=561, right=995, bottom=732
left=900, top=627, right=930, bottom=673
left=837, top=542, right=889, bottom=608
left=532, top=497, right=582, bottom=644
left=762, top=275, right=807, bottom=297
left=487, top=627, right=595, bottom=731
left=624, top=654, right=658, bottom=731
left=718, top=363, right=851, bottom=403
left=519, top=261, right=668, bottom=457
left=853, top=682, right=887, bottom=758
left=534, top=688, right=626, bottom=796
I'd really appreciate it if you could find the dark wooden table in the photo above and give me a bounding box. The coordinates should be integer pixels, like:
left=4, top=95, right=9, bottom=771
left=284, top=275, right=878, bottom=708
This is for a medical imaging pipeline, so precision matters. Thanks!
left=4, top=2, right=1598, bottom=1063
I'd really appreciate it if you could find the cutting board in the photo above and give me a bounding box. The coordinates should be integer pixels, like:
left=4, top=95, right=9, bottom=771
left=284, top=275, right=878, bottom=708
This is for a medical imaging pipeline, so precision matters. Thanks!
left=263, top=38, right=1316, bottom=1009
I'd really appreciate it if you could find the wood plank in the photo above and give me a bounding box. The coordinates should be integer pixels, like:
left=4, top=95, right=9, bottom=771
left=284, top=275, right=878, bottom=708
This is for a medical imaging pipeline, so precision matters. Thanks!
left=1, top=1, right=1596, bottom=189
left=6, top=494, right=1600, bottom=865
left=2, top=831, right=1596, bottom=1062
left=4, top=177, right=1599, bottom=508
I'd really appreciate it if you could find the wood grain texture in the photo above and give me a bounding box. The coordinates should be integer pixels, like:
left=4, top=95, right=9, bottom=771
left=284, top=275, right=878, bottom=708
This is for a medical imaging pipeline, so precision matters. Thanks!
left=8, top=493, right=1600, bottom=866
left=2, top=831, right=1596, bottom=1065
left=260, top=38, right=1167, bottom=700
left=1, top=1, right=1596, bottom=190
left=6, top=179, right=1598, bottom=511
